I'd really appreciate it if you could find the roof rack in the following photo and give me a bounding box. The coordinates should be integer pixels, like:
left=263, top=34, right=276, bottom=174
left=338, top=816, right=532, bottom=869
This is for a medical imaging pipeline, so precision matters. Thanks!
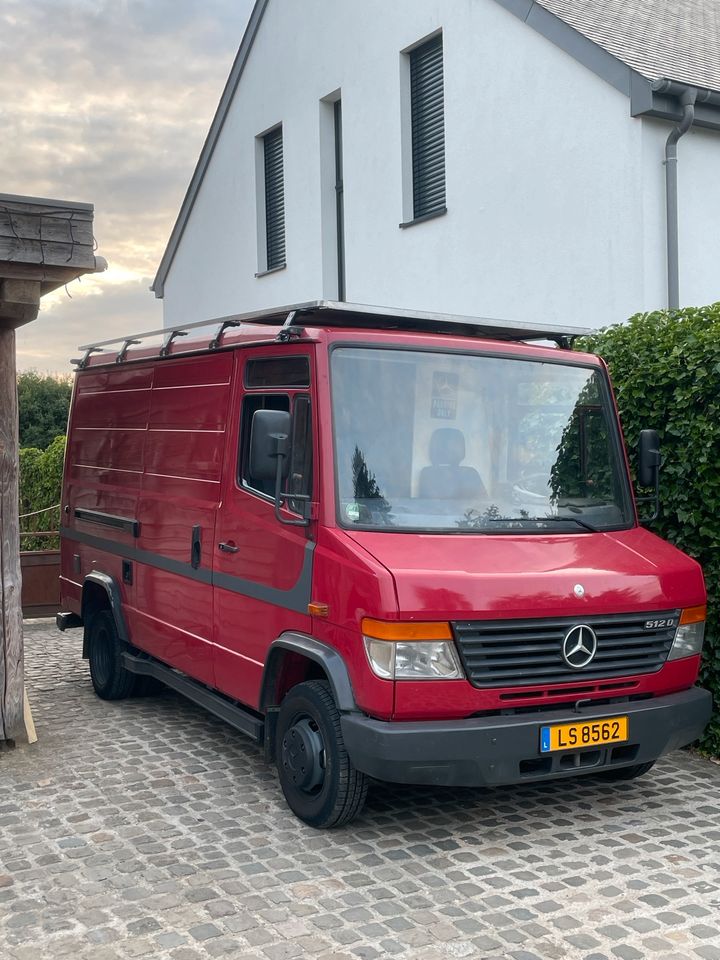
left=72, top=300, right=593, bottom=367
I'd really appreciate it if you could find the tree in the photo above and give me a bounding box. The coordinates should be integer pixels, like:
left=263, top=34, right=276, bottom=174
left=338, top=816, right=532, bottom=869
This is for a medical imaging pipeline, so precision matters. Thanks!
left=17, top=371, right=72, bottom=449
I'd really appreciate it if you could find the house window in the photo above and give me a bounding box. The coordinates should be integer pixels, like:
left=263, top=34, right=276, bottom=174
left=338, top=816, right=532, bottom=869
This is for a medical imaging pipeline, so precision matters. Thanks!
left=409, top=34, right=446, bottom=221
left=263, top=126, right=286, bottom=271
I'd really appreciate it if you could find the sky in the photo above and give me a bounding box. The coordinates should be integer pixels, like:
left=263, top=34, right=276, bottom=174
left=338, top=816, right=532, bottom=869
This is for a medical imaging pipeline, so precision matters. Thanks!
left=1, top=0, right=254, bottom=373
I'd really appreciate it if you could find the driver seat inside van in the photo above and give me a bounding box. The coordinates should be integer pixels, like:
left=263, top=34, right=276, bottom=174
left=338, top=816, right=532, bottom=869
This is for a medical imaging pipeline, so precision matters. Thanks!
left=418, top=427, right=487, bottom=500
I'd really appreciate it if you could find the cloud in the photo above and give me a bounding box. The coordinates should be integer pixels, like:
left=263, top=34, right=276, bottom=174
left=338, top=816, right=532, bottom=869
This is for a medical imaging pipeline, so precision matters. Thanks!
left=2, top=0, right=254, bottom=372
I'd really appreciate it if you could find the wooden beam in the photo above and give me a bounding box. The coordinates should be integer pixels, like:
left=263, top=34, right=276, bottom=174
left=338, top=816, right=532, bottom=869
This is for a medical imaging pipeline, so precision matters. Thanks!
left=0, top=235, right=95, bottom=271
left=0, top=327, right=25, bottom=742
left=1, top=279, right=41, bottom=304
left=0, top=303, right=39, bottom=329
left=0, top=260, right=87, bottom=288
left=0, top=279, right=42, bottom=330
left=0, top=211, right=94, bottom=246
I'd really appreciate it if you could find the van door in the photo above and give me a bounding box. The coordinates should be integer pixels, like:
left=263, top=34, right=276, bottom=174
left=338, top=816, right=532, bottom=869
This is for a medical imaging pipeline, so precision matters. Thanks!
left=213, top=348, right=315, bottom=708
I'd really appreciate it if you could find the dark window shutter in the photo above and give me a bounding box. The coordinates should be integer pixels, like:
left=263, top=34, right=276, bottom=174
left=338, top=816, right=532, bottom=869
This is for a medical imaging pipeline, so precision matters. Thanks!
left=264, top=127, right=286, bottom=270
left=410, top=35, right=446, bottom=220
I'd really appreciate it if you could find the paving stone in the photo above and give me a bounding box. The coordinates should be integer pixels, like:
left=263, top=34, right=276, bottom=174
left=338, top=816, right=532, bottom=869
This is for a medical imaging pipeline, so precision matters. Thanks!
left=188, top=922, right=221, bottom=941
left=1, top=620, right=720, bottom=960
left=611, top=947, right=645, bottom=960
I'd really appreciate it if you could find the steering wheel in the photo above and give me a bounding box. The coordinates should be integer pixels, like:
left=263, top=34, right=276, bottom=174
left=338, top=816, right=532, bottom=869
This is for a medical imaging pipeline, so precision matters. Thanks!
left=512, top=472, right=552, bottom=504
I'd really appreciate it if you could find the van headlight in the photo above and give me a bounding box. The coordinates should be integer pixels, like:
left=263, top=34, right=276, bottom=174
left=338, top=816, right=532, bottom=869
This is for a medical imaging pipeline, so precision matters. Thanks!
left=361, top=618, right=464, bottom=680
left=668, top=605, right=706, bottom=660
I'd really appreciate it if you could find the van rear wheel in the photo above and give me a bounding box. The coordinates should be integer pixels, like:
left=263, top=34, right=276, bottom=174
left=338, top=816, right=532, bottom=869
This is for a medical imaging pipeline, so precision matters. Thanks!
left=275, top=680, right=368, bottom=829
left=87, top=609, right=136, bottom=700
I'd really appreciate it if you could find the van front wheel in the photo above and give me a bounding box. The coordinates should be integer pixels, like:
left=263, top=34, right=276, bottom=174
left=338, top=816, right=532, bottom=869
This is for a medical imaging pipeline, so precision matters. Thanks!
left=275, top=680, right=368, bottom=829
left=87, top=609, right=136, bottom=700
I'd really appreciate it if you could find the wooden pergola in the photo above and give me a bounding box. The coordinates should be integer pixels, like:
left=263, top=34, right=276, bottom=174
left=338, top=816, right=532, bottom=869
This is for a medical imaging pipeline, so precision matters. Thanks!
left=0, top=192, right=105, bottom=744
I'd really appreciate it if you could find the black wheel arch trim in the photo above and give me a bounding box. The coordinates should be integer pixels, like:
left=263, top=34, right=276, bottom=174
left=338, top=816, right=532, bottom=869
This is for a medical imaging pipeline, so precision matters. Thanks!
left=260, top=632, right=357, bottom=713
left=82, top=571, right=130, bottom=650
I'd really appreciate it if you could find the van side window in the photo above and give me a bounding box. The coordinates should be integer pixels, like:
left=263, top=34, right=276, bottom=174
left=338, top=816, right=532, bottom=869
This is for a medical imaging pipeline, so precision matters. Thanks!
left=288, top=396, right=313, bottom=511
left=245, top=356, right=310, bottom=388
left=239, top=394, right=291, bottom=496
left=239, top=394, right=313, bottom=510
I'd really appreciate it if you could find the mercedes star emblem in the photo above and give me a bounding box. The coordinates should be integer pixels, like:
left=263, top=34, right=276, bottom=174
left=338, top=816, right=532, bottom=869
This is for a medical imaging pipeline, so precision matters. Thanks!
left=562, top=624, right=598, bottom=669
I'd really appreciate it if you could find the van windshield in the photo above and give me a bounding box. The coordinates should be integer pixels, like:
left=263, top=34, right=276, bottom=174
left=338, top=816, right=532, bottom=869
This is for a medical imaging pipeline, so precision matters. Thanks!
left=331, top=347, right=633, bottom=533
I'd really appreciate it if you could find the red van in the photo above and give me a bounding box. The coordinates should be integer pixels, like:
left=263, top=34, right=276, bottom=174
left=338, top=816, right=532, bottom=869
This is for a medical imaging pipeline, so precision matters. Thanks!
left=58, top=302, right=711, bottom=827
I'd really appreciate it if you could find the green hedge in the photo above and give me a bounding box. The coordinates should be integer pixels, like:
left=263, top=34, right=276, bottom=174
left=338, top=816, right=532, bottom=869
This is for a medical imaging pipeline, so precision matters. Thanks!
left=19, top=435, right=65, bottom=551
left=583, top=303, right=720, bottom=755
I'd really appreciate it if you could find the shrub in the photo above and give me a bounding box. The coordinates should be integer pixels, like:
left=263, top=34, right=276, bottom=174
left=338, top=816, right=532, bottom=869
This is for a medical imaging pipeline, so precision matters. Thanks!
left=583, top=303, right=720, bottom=755
left=17, top=370, right=72, bottom=450
left=19, top=435, right=65, bottom=551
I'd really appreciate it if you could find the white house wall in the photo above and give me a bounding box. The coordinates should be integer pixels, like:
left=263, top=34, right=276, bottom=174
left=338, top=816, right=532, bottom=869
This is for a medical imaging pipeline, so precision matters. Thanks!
left=161, top=0, right=720, bottom=330
left=675, top=126, right=720, bottom=310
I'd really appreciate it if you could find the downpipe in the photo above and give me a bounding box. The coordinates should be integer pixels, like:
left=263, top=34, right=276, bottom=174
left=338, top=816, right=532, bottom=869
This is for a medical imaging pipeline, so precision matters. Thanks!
left=662, top=87, right=696, bottom=310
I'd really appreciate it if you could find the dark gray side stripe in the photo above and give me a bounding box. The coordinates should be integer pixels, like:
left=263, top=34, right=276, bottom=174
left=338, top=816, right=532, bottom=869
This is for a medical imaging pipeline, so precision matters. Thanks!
left=61, top=527, right=313, bottom=613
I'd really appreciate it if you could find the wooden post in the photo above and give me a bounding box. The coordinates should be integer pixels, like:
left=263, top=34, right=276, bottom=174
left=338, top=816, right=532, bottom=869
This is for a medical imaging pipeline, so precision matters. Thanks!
left=0, top=326, right=25, bottom=741
left=0, top=192, right=105, bottom=746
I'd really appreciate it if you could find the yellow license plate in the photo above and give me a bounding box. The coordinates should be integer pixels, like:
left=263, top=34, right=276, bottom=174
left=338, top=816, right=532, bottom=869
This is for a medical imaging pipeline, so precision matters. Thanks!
left=540, top=717, right=629, bottom=753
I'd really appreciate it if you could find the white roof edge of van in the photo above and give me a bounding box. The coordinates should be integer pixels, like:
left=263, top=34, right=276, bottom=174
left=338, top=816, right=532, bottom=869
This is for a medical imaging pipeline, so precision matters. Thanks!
left=78, top=301, right=595, bottom=353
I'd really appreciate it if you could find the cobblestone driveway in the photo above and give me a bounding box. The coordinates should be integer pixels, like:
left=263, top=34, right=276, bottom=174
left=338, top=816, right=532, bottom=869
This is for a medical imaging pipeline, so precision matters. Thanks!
left=1, top=621, right=719, bottom=960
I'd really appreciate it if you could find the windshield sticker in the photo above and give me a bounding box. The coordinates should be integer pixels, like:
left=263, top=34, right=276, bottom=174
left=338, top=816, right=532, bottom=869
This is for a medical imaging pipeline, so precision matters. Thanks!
left=431, top=371, right=458, bottom=420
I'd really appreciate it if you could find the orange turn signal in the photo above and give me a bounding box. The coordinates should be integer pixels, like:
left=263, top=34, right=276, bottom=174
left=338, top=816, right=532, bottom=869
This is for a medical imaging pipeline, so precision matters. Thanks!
left=680, top=605, right=706, bottom=625
left=361, top=618, right=452, bottom=642
left=308, top=602, right=330, bottom=618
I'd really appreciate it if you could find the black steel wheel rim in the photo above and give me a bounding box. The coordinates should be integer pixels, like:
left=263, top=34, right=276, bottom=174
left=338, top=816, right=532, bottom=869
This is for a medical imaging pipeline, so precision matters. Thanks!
left=281, top=714, right=326, bottom=795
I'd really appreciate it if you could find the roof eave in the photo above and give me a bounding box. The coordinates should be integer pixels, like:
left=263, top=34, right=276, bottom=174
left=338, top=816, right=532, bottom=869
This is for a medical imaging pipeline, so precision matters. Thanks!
left=632, top=75, right=720, bottom=130
left=495, top=0, right=720, bottom=131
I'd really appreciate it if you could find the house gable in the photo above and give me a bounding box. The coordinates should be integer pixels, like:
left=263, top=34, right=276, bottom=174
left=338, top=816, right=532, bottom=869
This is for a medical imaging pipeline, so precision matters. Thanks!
left=151, top=0, right=720, bottom=301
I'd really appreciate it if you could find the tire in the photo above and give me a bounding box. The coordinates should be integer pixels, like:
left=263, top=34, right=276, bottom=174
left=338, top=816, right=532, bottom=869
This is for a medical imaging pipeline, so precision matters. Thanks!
left=601, top=760, right=656, bottom=782
left=87, top=609, right=137, bottom=701
left=275, top=680, right=368, bottom=829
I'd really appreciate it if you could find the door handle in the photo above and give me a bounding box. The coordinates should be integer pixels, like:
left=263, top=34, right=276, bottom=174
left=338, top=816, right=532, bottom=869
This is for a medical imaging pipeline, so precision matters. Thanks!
left=191, top=525, right=201, bottom=569
left=218, top=541, right=239, bottom=554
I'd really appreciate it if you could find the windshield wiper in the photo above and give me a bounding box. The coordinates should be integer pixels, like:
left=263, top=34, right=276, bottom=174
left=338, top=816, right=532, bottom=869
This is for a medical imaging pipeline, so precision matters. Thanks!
left=530, top=515, right=597, bottom=532
left=488, top=516, right=598, bottom=532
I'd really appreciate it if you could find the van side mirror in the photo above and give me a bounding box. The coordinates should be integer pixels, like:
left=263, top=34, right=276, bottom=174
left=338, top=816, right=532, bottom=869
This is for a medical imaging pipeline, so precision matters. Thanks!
left=249, top=409, right=309, bottom=527
left=249, top=410, right=291, bottom=481
left=636, top=429, right=661, bottom=522
left=638, top=429, right=661, bottom=488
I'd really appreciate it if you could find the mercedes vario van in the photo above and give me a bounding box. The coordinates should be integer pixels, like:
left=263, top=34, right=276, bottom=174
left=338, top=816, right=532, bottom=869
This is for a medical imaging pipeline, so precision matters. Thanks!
left=58, top=302, right=711, bottom=827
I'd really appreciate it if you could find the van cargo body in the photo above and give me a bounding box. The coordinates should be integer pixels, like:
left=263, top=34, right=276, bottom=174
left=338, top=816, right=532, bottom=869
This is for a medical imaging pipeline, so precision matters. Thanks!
left=58, top=303, right=711, bottom=827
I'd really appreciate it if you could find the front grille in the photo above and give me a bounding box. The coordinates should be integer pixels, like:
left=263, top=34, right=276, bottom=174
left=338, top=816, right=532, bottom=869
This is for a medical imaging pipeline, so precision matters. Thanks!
left=453, top=611, right=679, bottom=688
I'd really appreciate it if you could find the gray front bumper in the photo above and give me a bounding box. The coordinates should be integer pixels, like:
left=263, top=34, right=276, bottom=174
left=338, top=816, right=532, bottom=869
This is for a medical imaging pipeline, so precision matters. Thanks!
left=341, top=687, right=712, bottom=787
